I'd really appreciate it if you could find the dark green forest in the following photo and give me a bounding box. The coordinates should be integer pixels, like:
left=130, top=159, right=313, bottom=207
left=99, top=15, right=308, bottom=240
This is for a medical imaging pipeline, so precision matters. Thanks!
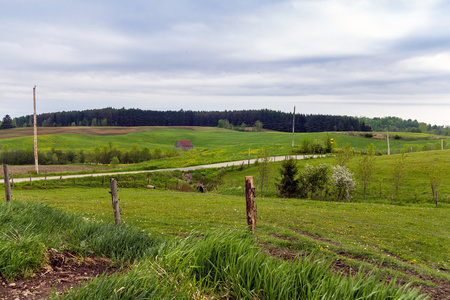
left=6, top=108, right=371, bottom=132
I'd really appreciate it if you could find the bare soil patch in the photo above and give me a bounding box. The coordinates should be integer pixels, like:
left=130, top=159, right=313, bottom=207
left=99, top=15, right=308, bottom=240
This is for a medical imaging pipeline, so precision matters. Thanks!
left=0, top=249, right=123, bottom=300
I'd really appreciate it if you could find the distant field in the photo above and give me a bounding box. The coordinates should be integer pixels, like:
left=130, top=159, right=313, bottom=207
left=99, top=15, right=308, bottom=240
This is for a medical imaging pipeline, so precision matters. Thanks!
left=0, top=126, right=446, bottom=153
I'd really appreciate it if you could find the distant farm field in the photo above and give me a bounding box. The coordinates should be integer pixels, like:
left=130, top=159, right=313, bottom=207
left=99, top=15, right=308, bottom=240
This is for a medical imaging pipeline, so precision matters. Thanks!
left=0, top=126, right=446, bottom=155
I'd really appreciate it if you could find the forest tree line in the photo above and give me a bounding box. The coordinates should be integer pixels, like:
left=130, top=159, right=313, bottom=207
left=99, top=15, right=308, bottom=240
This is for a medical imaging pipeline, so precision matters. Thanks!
left=5, top=108, right=372, bottom=133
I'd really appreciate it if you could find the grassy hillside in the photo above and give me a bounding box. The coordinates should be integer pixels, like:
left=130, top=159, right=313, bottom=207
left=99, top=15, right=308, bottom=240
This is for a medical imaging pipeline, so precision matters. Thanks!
left=9, top=187, right=448, bottom=298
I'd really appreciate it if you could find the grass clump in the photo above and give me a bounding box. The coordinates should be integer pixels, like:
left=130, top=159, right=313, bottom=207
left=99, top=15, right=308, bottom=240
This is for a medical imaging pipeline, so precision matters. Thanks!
left=0, top=201, right=166, bottom=280
left=0, top=228, right=46, bottom=280
left=159, top=230, right=426, bottom=299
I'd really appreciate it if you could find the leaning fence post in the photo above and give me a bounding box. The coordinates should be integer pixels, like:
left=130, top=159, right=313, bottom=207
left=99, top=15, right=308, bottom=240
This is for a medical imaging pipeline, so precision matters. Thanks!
left=109, top=178, right=121, bottom=225
left=245, top=176, right=256, bottom=232
left=58, top=176, right=62, bottom=185
left=3, top=164, right=11, bottom=202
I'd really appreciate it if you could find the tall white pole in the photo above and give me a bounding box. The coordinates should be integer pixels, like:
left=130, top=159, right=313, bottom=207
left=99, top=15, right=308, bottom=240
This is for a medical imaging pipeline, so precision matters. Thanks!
left=33, top=86, right=39, bottom=174
left=291, top=106, right=296, bottom=147
left=386, top=129, right=390, bottom=156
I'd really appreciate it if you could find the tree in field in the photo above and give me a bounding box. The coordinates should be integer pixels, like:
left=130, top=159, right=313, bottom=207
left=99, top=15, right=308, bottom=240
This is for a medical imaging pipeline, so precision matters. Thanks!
left=357, top=144, right=376, bottom=200
left=335, top=143, right=353, bottom=166
left=131, top=143, right=140, bottom=163
left=257, top=149, right=272, bottom=196
left=324, top=133, right=334, bottom=153
left=253, top=120, right=263, bottom=132
left=302, top=164, right=330, bottom=199
left=391, top=153, right=408, bottom=202
left=110, top=157, right=120, bottom=168
left=331, top=165, right=356, bottom=202
left=300, top=136, right=312, bottom=153
left=0, top=115, right=14, bottom=129
left=278, top=158, right=300, bottom=198
left=429, top=160, right=444, bottom=205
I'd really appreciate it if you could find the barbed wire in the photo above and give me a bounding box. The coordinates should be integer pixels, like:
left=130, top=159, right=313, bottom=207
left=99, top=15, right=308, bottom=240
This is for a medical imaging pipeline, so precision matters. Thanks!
left=10, top=180, right=449, bottom=239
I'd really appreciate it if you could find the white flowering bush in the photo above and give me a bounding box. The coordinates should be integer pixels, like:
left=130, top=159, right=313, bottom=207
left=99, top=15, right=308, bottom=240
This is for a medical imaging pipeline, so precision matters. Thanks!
left=331, top=165, right=356, bottom=201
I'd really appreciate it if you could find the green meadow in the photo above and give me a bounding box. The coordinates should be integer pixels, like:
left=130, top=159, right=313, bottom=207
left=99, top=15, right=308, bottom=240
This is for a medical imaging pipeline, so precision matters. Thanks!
left=1, top=127, right=447, bottom=173
left=1, top=126, right=449, bottom=298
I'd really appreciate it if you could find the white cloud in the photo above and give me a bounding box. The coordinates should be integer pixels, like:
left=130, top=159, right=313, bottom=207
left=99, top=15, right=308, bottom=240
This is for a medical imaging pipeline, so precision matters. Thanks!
left=399, top=52, right=450, bottom=72
left=0, top=0, right=450, bottom=126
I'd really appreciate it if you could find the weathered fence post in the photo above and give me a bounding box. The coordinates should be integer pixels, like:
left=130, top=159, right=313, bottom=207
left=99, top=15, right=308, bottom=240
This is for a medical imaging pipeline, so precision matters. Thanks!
left=29, top=174, right=32, bottom=186
left=44, top=172, right=47, bottom=186
left=58, top=176, right=62, bottom=185
left=109, top=178, right=121, bottom=225
left=3, top=164, right=11, bottom=202
left=245, top=176, right=256, bottom=232
left=11, top=174, right=14, bottom=188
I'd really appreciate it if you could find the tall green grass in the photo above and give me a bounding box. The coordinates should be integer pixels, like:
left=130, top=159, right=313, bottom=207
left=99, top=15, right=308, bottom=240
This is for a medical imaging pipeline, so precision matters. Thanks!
left=0, top=201, right=165, bottom=279
left=159, top=230, right=425, bottom=299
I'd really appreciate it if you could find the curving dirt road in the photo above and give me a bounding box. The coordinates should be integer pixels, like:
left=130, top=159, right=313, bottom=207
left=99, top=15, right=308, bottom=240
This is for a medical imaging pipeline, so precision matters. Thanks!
left=0, top=155, right=325, bottom=184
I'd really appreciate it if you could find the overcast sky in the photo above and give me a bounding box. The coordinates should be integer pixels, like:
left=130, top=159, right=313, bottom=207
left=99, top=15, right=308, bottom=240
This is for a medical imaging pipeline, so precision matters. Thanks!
left=1, top=0, right=449, bottom=126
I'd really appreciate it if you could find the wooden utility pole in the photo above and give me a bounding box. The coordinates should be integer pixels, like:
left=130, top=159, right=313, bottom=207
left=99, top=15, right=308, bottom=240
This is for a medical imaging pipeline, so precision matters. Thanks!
left=292, top=106, right=296, bottom=147
left=110, top=178, right=121, bottom=225
left=3, top=164, right=11, bottom=202
left=386, top=130, right=390, bottom=155
left=245, top=176, right=256, bottom=231
left=33, top=86, right=39, bottom=174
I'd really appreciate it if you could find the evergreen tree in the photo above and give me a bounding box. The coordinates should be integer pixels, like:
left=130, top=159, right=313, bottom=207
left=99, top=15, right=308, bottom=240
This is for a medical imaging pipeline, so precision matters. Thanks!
left=278, top=158, right=300, bottom=198
left=0, top=115, right=14, bottom=129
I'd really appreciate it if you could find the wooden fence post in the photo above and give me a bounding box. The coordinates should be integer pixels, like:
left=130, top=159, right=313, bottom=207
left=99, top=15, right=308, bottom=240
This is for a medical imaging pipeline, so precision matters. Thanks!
left=29, top=174, right=32, bottom=186
left=109, top=178, right=121, bottom=225
left=3, top=164, right=11, bottom=202
left=44, top=173, right=47, bottom=186
left=11, top=174, right=14, bottom=188
left=245, top=176, right=256, bottom=232
left=58, top=176, right=62, bottom=185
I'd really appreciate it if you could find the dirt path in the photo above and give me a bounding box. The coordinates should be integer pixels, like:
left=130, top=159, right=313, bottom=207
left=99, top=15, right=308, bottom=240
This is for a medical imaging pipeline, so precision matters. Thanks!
left=0, top=155, right=324, bottom=184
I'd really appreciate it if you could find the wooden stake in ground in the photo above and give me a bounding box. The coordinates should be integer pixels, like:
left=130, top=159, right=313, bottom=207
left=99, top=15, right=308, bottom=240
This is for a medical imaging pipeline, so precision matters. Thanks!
left=3, top=164, right=11, bottom=202
left=33, top=86, right=39, bottom=174
left=109, top=178, right=121, bottom=225
left=245, top=176, right=256, bottom=231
